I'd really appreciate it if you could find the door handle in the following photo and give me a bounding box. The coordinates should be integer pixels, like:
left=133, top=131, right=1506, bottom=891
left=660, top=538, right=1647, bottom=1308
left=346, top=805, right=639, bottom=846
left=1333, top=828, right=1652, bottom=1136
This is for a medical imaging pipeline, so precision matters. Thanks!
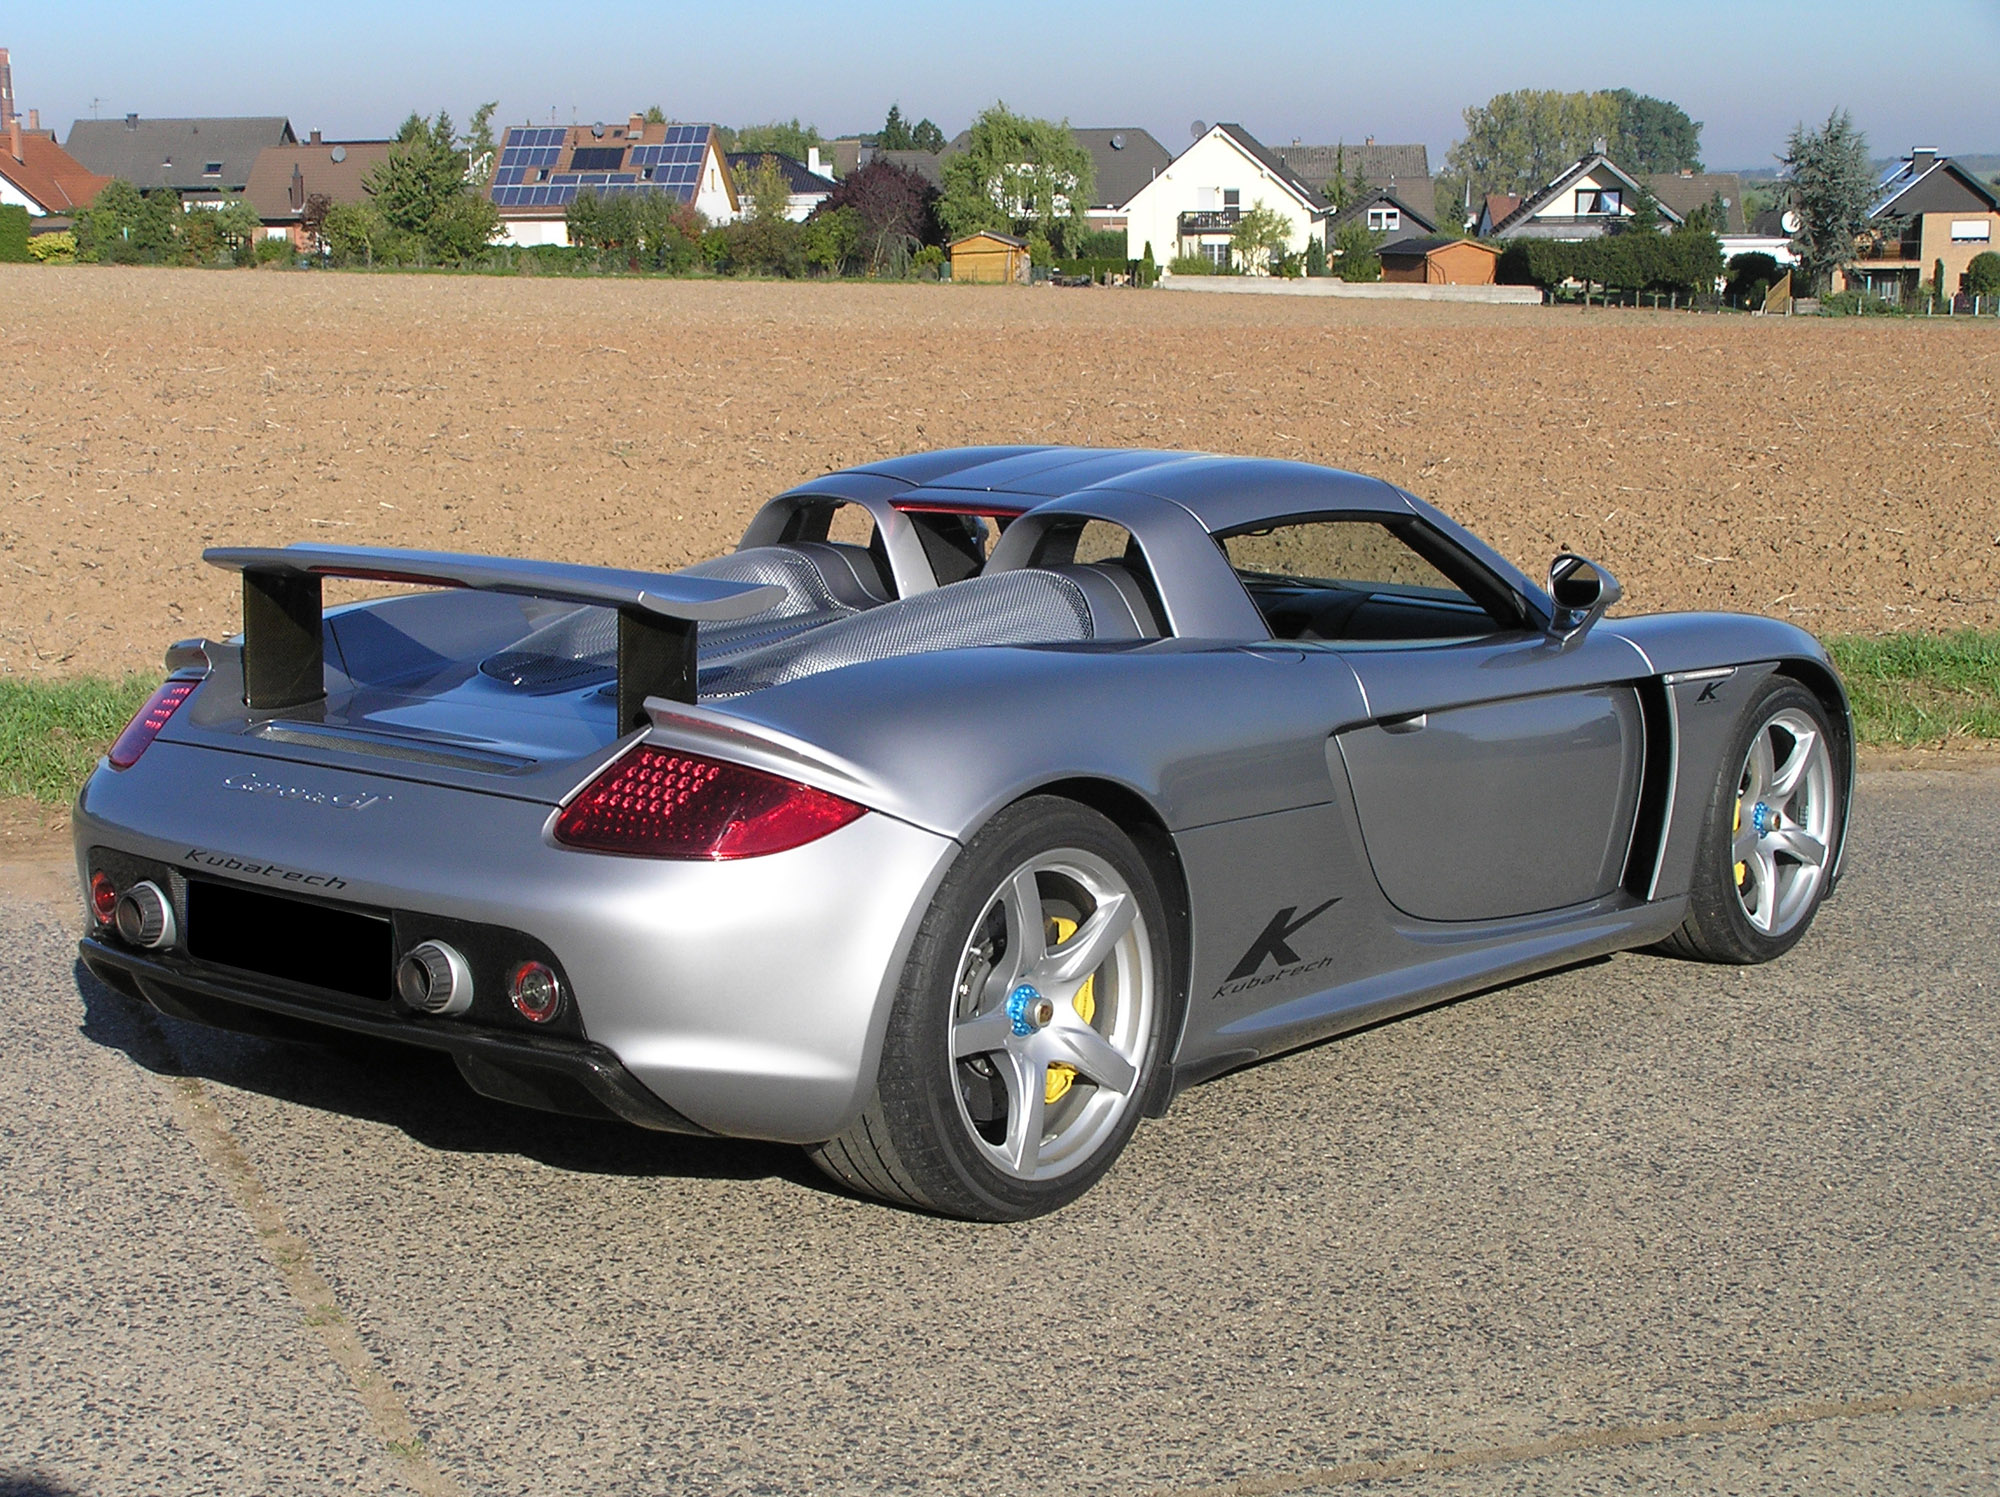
left=1380, top=712, right=1428, bottom=734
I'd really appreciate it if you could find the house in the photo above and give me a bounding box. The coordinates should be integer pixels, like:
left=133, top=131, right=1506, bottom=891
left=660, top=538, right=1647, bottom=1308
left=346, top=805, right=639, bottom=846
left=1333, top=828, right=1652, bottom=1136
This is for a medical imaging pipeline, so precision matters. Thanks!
left=1329, top=185, right=1437, bottom=241
left=725, top=151, right=835, bottom=221
left=0, top=115, right=110, bottom=228
left=63, top=114, right=295, bottom=203
left=1839, top=148, right=2000, bottom=300
left=949, top=230, right=1029, bottom=283
left=1069, top=128, right=1171, bottom=233
left=1477, top=194, right=1521, bottom=235
left=1121, top=123, right=1328, bottom=270
left=488, top=116, right=736, bottom=247
left=1485, top=153, right=1684, bottom=240
left=1645, top=171, right=1745, bottom=234
left=1272, top=140, right=1428, bottom=198
left=242, top=133, right=395, bottom=246
left=1379, top=236, right=1499, bottom=285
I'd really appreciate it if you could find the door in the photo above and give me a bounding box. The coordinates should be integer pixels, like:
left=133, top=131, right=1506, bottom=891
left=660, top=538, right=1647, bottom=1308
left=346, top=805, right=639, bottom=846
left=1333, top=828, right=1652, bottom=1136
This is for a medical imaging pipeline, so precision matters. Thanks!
left=1214, top=511, right=1651, bottom=925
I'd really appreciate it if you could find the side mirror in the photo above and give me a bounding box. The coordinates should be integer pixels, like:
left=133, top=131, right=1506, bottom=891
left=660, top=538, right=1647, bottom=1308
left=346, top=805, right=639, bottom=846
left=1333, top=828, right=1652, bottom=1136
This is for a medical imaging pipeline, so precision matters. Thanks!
left=1546, top=554, right=1622, bottom=647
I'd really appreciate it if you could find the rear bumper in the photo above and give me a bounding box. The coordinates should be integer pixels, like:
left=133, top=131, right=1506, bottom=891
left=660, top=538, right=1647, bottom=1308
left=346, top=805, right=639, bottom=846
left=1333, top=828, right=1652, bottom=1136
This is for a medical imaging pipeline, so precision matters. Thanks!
left=80, top=935, right=715, bottom=1134
left=75, top=741, right=961, bottom=1143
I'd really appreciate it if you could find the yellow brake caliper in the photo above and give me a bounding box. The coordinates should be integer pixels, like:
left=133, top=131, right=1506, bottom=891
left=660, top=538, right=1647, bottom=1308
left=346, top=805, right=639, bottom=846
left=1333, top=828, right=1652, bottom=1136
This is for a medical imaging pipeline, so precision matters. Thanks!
left=1734, top=796, right=1748, bottom=888
left=1043, top=915, right=1097, bottom=1105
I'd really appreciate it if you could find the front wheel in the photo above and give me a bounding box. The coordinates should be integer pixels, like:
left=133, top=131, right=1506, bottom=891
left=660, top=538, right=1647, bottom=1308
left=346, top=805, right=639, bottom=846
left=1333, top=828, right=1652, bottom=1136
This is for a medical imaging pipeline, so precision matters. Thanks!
left=1661, top=678, right=1844, bottom=964
left=809, top=798, right=1172, bottom=1220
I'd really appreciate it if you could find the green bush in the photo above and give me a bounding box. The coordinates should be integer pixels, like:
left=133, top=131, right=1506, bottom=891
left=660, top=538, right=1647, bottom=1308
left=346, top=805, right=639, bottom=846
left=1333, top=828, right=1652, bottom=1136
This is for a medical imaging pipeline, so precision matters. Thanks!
left=1167, top=251, right=1222, bottom=275
left=1497, top=221, right=1724, bottom=296
left=1074, top=229, right=1127, bottom=259
left=1817, top=289, right=1904, bottom=316
left=254, top=235, right=296, bottom=266
left=0, top=205, right=30, bottom=262
left=27, top=231, right=76, bottom=264
left=1965, top=252, right=2000, bottom=298
left=1724, top=251, right=1779, bottom=305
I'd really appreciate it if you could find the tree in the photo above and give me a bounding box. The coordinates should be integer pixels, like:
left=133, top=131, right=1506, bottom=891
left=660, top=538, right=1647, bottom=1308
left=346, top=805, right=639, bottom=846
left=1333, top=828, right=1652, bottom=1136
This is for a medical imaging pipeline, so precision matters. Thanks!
left=644, top=105, right=668, bottom=125
left=366, top=110, right=498, bottom=262
left=1620, top=184, right=1663, bottom=236
left=216, top=195, right=266, bottom=263
left=1966, top=252, right=2000, bottom=297
left=1331, top=217, right=1383, bottom=281
left=802, top=206, right=860, bottom=275
left=878, top=104, right=946, bottom=154
left=295, top=194, right=332, bottom=258
left=323, top=200, right=386, bottom=266
left=1445, top=89, right=1622, bottom=202
left=812, top=158, right=940, bottom=274
left=1320, top=143, right=1371, bottom=211
left=1444, top=88, right=1702, bottom=202
left=720, top=156, right=807, bottom=275
left=1604, top=89, right=1702, bottom=173
left=1782, top=109, right=1873, bottom=294
left=938, top=102, right=1095, bottom=257
left=728, top=119, right=822, bottom=160
left=1230, top=201, right=1291, bottom=274
left=460, top=101, right=499, bottom=188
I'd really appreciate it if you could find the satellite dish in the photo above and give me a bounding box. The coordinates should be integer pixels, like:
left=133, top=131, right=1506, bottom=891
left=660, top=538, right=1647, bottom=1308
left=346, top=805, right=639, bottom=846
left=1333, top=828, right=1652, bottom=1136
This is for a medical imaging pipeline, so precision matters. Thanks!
left=330, top=145, right=347, bottom=163
left=1110, top=133, right=1126, bottom=150
left=1190, top=120, right=1208, bottom=141
left=591, top=121, right=606, bottom=138
left=1781, top=209, right=1802, bottom=235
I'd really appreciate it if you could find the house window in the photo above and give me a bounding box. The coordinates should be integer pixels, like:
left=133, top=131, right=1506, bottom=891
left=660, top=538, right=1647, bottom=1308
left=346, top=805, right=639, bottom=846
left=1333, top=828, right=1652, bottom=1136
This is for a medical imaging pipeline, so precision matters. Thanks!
left=204, top=162, right=223, bottom=177
left=1203, top=242, right=1231, bottom=267
left=1951, top=220, right=1992, bottom=242
left=1367, top=208, right=1400, bottom=232
left=1576, top=188, right=1621, bottom=215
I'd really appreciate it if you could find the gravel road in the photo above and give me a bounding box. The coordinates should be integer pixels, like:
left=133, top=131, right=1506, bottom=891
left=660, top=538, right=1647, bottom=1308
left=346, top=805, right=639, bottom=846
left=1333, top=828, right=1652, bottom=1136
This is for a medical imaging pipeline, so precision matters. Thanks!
left=2, top=767, right=1995, bottom=1496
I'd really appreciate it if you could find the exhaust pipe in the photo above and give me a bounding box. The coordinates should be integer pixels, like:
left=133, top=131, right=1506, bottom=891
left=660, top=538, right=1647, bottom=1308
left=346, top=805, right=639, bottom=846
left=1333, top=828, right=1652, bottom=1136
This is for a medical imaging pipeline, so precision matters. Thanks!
left=397, top=940, right=473, bottom=1016
left=113, top=882, right=177, bottom=949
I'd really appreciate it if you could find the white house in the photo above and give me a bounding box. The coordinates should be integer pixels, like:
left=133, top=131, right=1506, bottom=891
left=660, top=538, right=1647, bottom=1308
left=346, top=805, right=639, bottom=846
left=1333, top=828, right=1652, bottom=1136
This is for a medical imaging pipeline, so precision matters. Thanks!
left=1121, top=123, right=1329, bottom=271
left=1485, top=153, right=1684, bottom=241
left=489, top=116, right=737, bottom=248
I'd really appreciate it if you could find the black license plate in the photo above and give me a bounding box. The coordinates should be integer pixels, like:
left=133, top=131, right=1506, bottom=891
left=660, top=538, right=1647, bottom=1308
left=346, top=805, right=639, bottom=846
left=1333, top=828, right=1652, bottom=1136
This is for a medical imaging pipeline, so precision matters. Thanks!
left=185, top=879, right=393, bottom=1000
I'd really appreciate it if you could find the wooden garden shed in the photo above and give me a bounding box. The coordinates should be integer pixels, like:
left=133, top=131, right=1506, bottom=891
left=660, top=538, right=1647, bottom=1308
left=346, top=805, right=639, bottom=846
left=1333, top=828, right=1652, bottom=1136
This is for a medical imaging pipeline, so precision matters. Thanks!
left=1379, top=236, right=1500, bottom=285
left=950, top=230, right=1030, bottom=284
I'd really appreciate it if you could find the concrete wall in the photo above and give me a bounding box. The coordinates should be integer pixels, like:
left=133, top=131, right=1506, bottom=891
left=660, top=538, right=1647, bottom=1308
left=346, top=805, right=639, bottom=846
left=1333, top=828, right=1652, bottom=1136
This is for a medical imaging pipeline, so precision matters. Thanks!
left=1161, top=277, right=1542, bottom=303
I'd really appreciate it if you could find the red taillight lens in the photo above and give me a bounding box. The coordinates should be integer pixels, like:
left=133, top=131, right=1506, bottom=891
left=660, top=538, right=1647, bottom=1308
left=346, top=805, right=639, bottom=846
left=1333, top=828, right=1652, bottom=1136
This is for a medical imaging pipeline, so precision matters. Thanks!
left=90, top=872, right=119, bottom=925
left=553, top=746, right=866, bottom=859
left=108, top=679, right=199, bottom=769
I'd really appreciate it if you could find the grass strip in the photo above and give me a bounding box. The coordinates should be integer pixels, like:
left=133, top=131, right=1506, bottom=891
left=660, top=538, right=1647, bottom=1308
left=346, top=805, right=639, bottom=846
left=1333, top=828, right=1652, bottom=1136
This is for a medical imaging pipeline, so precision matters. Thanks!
left=0, top=675, right=155, bottom=804
left=1826, top=630, right=2000, bottom=745
left=0, top=631, right=1995, bottom=805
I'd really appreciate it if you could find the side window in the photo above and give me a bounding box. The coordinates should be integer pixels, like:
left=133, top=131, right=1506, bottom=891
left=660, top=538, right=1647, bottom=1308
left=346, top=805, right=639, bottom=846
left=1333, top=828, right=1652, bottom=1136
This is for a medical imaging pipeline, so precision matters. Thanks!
left=824, top=503, right=877, bottom=549
left=1218, top=517, right=1514, bottom=643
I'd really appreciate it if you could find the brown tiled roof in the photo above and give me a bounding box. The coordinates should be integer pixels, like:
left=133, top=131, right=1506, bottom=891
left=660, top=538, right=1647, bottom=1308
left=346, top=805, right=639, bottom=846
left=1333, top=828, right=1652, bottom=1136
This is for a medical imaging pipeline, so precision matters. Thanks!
left=0, top=127, right=111, bottom=214
left=242, top=140, right=396, bottom=221
left=1644, top=172, right=1746, bottom=234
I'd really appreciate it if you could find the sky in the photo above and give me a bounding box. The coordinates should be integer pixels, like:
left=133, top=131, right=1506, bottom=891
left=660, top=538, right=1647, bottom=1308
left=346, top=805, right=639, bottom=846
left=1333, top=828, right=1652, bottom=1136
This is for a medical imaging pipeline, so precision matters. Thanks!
left=10, top=0, right=1999, bottom=172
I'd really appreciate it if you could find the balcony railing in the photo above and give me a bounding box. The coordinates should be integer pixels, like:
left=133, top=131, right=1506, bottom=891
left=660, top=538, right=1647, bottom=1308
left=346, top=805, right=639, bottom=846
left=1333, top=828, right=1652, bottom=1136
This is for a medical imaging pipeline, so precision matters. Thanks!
left=1178, top=209, right=1241, bottom=234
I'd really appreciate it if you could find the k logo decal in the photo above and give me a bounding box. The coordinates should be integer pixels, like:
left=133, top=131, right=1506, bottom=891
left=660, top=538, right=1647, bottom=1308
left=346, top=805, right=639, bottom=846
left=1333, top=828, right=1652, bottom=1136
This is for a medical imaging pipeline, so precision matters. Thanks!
left=1225, top=898, right=1342, bottom=982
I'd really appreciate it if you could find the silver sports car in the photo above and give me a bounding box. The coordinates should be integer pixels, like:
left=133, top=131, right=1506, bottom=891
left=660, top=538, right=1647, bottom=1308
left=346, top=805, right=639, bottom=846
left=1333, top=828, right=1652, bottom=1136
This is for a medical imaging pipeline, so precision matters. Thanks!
left=75, top=447, right=1851, bottom=1219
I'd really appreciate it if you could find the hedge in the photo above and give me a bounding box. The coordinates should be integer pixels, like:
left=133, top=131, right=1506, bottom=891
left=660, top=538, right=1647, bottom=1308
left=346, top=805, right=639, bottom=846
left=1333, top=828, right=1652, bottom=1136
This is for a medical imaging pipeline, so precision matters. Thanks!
left=1498, top=226, right=1724, bottom=295
left=0, top=206, right=30, bottom=263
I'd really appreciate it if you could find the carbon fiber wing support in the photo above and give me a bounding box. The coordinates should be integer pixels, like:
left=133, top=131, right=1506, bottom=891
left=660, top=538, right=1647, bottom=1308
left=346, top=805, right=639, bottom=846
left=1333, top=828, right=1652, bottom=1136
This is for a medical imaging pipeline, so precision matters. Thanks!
left=204, top=545, right=786, bottom=727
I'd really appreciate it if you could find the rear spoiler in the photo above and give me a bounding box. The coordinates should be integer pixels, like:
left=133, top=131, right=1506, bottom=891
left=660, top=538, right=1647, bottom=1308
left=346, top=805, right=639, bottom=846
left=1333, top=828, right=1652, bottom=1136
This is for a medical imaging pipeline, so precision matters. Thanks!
left=204, top=545, right=785, bottom=729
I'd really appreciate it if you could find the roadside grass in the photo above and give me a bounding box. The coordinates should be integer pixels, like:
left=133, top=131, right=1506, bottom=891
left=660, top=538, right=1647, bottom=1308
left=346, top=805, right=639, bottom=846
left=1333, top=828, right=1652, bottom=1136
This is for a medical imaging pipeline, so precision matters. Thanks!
left=1826, top=630, right=2000, bottom=745
left=0, top=676, right=154, bottom=804
left=0, top=630, right=1995, bottom=805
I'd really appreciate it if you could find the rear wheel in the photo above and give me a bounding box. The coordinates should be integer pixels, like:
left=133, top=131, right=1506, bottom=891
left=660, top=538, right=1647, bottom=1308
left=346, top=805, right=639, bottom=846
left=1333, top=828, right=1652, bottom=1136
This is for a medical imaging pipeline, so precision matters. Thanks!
left=1662, top=678, right=1842, bottom=963
left=809, top=798, right=1170, bottom=1220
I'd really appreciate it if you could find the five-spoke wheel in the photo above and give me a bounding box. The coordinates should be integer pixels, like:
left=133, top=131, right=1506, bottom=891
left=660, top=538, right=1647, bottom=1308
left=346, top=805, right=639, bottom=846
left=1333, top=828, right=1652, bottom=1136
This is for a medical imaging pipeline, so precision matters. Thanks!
left=810, top=798, right=1170, bottom=1219
left=1664, top=678, right=1845, bottom=964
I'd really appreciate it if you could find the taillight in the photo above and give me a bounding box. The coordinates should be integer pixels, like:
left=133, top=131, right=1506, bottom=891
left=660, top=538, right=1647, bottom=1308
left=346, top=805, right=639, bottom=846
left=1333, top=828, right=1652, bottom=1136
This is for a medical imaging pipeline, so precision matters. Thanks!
left=553, top=746, right=866, bottom=859
left=89, top=872, right=119, bottom=925
left=108, top=679, right=199, bottom=769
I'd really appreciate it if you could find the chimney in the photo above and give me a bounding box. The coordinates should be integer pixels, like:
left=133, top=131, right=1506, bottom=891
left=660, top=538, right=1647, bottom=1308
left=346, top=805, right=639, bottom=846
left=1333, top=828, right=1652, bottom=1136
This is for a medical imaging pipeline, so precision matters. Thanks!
left=28, top=108, right=39, bottom=133
left=628, top=112, right=645, bottom=135
left=0, top=48, right=14, bottom=130
left=1911, top=147, right=1938, bottom=173
left=7, top=115, right=19, bottom=164
left=310, top=128, right=322, bottom=145
left=126, top=111, right=139, bottom=130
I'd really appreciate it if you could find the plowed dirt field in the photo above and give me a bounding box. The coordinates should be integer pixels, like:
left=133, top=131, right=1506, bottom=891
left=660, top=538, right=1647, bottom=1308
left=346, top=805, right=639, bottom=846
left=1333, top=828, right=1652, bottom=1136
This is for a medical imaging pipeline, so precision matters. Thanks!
left=3, top=266, right=1995, bottom=678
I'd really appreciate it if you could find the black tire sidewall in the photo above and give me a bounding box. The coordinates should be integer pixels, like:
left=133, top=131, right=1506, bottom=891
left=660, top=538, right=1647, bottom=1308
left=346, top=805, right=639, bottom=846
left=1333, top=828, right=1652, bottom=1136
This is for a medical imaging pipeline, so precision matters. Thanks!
left=880, top=797, right=1173, bottom=1221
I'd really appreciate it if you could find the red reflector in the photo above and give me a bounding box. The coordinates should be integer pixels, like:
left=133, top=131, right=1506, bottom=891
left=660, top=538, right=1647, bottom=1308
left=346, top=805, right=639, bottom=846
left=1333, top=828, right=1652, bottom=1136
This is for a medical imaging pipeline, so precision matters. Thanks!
left=553, top=746, right=866, bottom=859
left=90, top=872, right=119, bottom=924
left=108, top=679, right=199, bottom=769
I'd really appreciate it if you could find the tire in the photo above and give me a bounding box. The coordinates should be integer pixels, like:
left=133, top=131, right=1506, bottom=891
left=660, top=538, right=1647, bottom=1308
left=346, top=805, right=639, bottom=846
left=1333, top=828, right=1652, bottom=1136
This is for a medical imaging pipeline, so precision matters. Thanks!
left=808, top=797, right=1172, bottom=1220
left=1660, top=678, right=1844, bottom=964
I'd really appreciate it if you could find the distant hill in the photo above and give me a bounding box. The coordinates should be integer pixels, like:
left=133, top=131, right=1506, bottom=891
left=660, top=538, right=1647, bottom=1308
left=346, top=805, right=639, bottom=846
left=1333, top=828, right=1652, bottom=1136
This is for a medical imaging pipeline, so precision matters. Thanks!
left=1730, top=153, right=2000, bottom=182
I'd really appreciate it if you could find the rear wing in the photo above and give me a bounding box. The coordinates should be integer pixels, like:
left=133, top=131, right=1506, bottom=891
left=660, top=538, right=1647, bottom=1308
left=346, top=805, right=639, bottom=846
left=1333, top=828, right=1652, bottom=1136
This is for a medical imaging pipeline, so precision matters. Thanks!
left=204, top=545, right=785, bottom=729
